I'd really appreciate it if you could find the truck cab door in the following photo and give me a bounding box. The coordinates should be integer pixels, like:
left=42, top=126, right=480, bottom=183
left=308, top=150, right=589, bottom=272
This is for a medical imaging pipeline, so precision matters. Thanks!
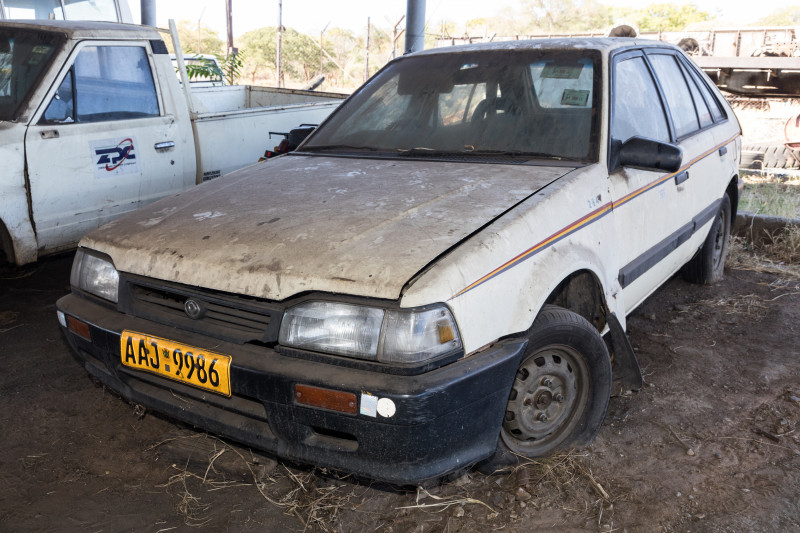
left=25, top=41, right=189, bottom=254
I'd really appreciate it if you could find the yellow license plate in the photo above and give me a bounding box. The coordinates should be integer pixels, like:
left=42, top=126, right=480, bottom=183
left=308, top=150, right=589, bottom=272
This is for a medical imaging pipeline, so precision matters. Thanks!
left=120, top=331, right=232, bottom=397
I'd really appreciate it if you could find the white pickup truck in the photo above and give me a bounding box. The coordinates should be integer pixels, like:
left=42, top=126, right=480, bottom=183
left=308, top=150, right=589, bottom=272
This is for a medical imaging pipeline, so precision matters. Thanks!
left=0, top=20, right=345, bottom=265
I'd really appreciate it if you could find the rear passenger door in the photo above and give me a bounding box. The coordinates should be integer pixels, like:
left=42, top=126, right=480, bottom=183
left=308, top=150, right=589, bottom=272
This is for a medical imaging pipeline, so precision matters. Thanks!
left=25, top=41, right=186, bottom=254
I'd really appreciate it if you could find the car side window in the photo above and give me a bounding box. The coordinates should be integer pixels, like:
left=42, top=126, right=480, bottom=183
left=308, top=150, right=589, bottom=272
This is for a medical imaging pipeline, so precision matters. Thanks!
left=648, top=54, right=699, bottom=139
left=678, top=60, right=713, bottom=129
left=43, top=45, right=159, bottom=124
left=680, top=57, right=726, bottom=123
left=612, top=55, right=670, bottom=145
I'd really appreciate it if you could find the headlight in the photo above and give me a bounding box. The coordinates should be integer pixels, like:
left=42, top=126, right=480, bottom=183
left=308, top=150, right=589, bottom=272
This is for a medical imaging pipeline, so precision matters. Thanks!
left=279, top=301, right=462, bottom=364
left=70, top=248, right=119, bottom=303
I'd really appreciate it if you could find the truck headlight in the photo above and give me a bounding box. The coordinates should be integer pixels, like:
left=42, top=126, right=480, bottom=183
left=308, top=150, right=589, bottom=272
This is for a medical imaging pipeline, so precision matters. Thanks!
left=279, top=301, right=462, bottom=364
left=70, top=248, right=119, bottom=303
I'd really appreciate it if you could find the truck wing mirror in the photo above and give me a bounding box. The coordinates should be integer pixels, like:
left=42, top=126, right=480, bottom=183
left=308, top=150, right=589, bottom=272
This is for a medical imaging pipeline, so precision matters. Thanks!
left=618, top=136, right=683, bottom=173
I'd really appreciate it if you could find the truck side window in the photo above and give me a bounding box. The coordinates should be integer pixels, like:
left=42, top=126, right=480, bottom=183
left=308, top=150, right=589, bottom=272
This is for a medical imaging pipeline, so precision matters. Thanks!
left=611, top=56, right=669, bottom=145
left=42, top=70, right=74, bottom=123
left=72, top=45, right=159, bottom=123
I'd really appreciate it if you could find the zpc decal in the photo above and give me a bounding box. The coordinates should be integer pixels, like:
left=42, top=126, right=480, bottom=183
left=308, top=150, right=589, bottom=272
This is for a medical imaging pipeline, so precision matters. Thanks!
left=90, top=137, right=141, bottom=178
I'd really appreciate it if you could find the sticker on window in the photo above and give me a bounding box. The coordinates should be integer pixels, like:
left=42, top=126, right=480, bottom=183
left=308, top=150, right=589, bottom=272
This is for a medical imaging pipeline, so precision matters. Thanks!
left=541, top=64, right=584, bottom=79
left=90, top=136, right=140, bottom=178
left=27, top=45, right=51, bottom=65
left=561, top=89, right=589, bottom=106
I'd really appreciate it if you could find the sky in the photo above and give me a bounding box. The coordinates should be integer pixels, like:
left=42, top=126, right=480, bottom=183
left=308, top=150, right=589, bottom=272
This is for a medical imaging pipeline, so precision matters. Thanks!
left=128, top=0, right=792, bottom=40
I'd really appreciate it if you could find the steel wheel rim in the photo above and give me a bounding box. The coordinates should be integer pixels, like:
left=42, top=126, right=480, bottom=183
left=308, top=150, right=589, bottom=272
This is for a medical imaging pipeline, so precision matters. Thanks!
left=501, top=344, right=590, bottom=454
left=710, top=209, right=727, bottom=271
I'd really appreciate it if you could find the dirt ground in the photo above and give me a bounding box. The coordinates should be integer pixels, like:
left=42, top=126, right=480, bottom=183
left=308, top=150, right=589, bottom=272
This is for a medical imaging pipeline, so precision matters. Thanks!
left=1, top=250, right=799, bottom=533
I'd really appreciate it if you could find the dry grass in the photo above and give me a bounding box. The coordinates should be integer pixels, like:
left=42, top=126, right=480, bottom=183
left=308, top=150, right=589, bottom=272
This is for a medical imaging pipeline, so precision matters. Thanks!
left=739, top=173, right=800, bottom=220
left=727, top=230, right=800, bottom=279
left=151, top=434, right=365, bottom=532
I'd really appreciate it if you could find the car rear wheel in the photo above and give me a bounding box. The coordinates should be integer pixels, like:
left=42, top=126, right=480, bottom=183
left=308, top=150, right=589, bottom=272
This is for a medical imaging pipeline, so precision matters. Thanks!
left=478, top=306, right=611, bottom=472
left=682, top=193, right=731, bottom=284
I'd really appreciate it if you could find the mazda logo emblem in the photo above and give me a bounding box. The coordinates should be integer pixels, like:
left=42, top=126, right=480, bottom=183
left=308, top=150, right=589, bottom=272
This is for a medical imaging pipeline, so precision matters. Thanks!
left=184, top=298, right=206, bottom=320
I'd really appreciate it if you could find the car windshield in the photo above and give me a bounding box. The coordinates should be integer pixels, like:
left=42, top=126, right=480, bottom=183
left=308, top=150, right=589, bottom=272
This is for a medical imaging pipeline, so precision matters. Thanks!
left=302, top=48, right=601, bottom=162
left=0, top=28, right=64, bottom=122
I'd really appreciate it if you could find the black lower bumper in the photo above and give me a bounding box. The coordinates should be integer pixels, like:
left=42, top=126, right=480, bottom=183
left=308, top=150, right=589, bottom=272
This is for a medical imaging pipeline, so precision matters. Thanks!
left=57, top=294, right=527, bottom=485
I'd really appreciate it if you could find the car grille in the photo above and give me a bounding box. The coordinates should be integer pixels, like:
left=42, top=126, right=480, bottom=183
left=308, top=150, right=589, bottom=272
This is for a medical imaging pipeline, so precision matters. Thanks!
left=119, top=274, right=283, bottom=345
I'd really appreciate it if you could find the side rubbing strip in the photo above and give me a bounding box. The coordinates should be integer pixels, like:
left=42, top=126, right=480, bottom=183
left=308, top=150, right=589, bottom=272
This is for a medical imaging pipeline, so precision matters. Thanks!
left=618, top=198, right=722, bottom=288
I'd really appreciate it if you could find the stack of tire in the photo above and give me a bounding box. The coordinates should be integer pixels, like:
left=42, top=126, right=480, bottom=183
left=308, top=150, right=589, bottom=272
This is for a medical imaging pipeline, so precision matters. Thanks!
left=741, top=143, right=800, bottom=170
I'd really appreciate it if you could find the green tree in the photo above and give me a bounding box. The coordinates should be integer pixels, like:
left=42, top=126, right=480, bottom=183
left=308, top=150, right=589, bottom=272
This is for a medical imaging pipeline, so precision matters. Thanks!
left=170, top=20, right=225, bottom=57
left=757, top=6, right=800, bottom=25
left=239, top=27, right=335, bottom=85
left=625, top=3, right=711, bottom=32
left=518, top=0, right=613, bottom=33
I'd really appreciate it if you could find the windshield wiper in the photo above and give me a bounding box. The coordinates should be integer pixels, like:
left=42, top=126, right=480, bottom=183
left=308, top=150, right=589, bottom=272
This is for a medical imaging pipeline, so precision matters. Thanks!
left=299, top=144, right=382, bottom=152
left=396, top=147, right=567, bottom=160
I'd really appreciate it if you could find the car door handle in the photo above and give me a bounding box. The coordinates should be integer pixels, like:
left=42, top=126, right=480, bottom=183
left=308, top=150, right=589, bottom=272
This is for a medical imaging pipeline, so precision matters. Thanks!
left=155, top=141, right=175, bottom=151
left=719, top=146, right=728, bottom=157
left=674, top=171, right=689, bottom=185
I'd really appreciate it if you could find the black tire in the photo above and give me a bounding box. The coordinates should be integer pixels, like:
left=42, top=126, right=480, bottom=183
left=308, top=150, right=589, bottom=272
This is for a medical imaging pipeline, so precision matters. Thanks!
left=478, top=306, right=612, bottom=473
left=740, top=150, right=764, bottom=170
left=743, top=143, right=800, bottom=169
left=682, top=193, right=731, bottom=284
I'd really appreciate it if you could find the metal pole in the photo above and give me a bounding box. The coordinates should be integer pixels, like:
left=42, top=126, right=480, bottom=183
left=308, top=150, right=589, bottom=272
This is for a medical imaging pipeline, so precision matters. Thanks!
left=277, top=0, right=283, bottom=88
left=319, top=22, right=329, bottom=76
left=392, top=16, right=405, bottom=59
left=365, top=17, right=370, bottom=82
left=226, top=0, right=234, bottom=53
left=140, top=0, right=156, bottom=26
left=404, top=0, right=426, bottom=54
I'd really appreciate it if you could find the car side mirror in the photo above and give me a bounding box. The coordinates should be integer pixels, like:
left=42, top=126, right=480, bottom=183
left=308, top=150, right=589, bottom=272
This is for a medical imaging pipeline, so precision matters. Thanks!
left=618, top=136, right=683, bottom=173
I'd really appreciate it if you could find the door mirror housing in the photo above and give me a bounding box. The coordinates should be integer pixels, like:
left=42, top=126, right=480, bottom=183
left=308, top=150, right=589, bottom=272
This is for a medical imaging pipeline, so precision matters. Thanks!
left=617, top=136, right=683, bottom=173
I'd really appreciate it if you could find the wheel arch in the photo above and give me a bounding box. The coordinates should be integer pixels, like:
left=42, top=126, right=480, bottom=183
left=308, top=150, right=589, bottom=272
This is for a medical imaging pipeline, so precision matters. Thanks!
left=0, top=218, right=15, bottom=265
left=544, top=269, right=609, bottom=333
left=726, top=175, right=740, bottom=228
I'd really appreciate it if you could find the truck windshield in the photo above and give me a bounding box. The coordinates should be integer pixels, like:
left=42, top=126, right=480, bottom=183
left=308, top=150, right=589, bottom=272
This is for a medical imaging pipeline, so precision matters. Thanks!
left=301, top=48, right=601, bottom=162
left=0, top=28, right=64, bottom=122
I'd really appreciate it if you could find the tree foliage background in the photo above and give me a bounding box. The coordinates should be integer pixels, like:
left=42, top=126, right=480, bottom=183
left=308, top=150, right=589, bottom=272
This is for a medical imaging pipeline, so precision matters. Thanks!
left=169, top=3, right=797, bottom=92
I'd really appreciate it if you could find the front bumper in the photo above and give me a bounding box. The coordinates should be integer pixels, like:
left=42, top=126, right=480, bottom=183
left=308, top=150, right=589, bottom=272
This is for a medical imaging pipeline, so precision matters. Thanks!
left=57, top=293, right=526, bottom=484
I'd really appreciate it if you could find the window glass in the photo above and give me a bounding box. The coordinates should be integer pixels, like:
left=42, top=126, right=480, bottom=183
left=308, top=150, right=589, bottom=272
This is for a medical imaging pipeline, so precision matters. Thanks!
left=0, top=29, right=64, bottom=121
left=679, top=60, right=712, bottom=128
left=73, top=45, right=158, bottom=122
left=438, top=82, right=486, bottom=126
left=612, top=56, right=669, bottom=144
left=303, top=50, right=601, bottom=162
left=530, top=58, right=594, bottom=109
left=43, top=69, right=74, bottom=123
left=648, top=54, right=699, bottom=138
left=62, top=0, right=118, bottom=22
left=2, top=0, right=65, bottom=20
left=682, top=58, right=726, bottom=122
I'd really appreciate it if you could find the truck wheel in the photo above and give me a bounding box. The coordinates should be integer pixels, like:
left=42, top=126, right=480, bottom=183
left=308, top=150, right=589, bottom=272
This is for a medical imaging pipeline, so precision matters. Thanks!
left=479, top=306, right=611, bottom=472
left=682, top=194, right=731, bottom=285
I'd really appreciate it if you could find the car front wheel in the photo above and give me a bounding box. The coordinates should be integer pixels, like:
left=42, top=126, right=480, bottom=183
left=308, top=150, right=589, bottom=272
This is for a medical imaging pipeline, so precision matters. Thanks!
left=479, top=306, right=612, bottom=472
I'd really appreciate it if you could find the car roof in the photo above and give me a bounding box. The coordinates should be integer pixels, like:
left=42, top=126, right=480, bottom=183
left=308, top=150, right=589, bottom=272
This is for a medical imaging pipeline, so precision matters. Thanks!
left=0, top=19, right=161, bottom=40
left=411, top=37, right=678, bottom=57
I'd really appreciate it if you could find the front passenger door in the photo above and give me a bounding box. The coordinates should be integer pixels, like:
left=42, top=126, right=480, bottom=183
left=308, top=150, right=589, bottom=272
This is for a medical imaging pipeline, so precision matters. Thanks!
left=608, top=51, right=685, bottom=312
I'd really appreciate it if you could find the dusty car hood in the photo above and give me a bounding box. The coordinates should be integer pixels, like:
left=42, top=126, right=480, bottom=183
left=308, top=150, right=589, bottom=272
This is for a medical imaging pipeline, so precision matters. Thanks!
left=83, top=155, right=573, bottom=301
